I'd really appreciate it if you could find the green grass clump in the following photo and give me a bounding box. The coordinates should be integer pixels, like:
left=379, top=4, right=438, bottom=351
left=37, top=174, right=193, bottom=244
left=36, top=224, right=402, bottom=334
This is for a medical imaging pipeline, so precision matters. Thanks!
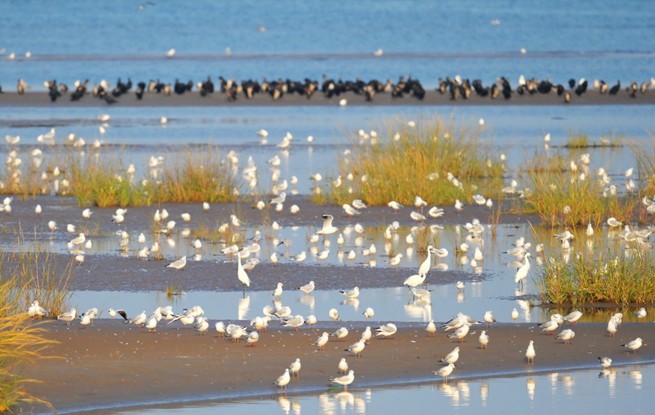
left=564, top=133, right=590, bottom=149
left=521, top=151, right=637, bottom=227
left=68, top=149, right=239, bottom=207
left=537, top=250, right=655, bottom=305
left=325, top=117, right=505, bottom=206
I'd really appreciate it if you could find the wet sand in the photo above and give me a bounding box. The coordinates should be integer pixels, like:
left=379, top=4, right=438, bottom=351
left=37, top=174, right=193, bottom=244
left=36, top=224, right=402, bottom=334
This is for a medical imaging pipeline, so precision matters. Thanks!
left=19, top=321, right=655, bottom=414
left=2, top=90, right=655, bottom=108
left=1, top=195, right=536, bottom=292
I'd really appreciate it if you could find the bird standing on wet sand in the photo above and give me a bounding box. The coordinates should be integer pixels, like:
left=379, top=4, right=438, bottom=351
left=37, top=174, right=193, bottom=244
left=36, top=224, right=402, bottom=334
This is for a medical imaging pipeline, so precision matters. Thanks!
left=314, top=332, right=329, bottom=350
left=556, top=329, right=575, bottom=344
left=166, top=255, right=186, bottom=270
left=526, top=340, right=536, bottom=363
left=330, top=370, right=355, bottom=391
left=622, top=337, right=643, bottom=353
left=345, top=339, right=366, bottom=357
left=479, top=331, right=489, bottom=349
left=289, top=358, right=301, bottom=378
left=274, top=368, right=291, bottom=389
left=57, top=308, right=77, bottom=325
left=299, top=280, right=315, bottom=294
left=439, top=346, right=460, bottom=364
left=434, top=363, right=455, bottom=383
left=375, top=323, right=397, bottom=339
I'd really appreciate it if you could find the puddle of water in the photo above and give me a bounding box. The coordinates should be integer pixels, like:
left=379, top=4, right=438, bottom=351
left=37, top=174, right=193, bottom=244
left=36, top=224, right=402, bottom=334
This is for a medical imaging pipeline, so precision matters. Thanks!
left=71, top=364, right=653, bottom=415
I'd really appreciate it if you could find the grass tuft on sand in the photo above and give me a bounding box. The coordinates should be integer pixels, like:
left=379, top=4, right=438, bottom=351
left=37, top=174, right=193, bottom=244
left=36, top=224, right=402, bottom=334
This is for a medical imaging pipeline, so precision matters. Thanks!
left=321, top=117, right=504, bottom=206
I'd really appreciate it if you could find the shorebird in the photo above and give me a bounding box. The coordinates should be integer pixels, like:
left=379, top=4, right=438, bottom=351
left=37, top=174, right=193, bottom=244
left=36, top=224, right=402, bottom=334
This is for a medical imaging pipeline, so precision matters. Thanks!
left=514, top=252, right=531, bottom=289
left=426, top=320, right=437, bottom=336
left=434, top=363, right=455, bottom=383
left=526, top=340, right=536, bottom=363
left=274, top=368, right=291, bottom=389
left=332, top=327, right=349, bottom=341
left=237, top=254, right=251, bottom=293
left=403, top=273, right=426, bottom=290
left=128, top=310, right=147, bottom=326
left=345, top=339, right=366, bottom=357
left=375, top=323, right=397, bottom=339
left=273, top=282, right=284, bottom=298
left=483, top=311, right=496, bottom=326
left=316, top=214, right=338, bottom=235
left=108, top=308, right=128, bottom=321
left=563, top=310, right=583, bottom=324
left=439, top=346, right=460, bottom=364
left=282, top=315, right=305, bottom=330
left=360, top=326, right=372, bottom=343
left=28, top=301, right=47, bottom=318
left=363, top=307, right=374, bottom=319
left=448, top=323, right=470, bottom=343
left=418, top=246, right=436, bottom=276
left=636, top=307, right=647, bottom=319
left=340, top=286, right=360, bottom=298
left=299, top=280, right=315, bottom=294
left=166, top=256, right=186, bottom=270
left=599, top=356, right=612, bottom=368
left=330, top=370, right=355, bottom=391
left=289, top=358, right=301, bottom=378
left=57, top=308, right=77, bottom=325
left=329, top=308, right=340, bottom=321
left=622, top=337, right=643, bottom=353
left=338, top=358, right=349, bottom=374
left=479, top=330, right=489, bottom=349
left=246, top=331, right=259, bottom=347
left=607, top=316, right=619, bottom=337
left=556, top=329, right=576, bottom=344
left=314, top=332, right=329, bottom=350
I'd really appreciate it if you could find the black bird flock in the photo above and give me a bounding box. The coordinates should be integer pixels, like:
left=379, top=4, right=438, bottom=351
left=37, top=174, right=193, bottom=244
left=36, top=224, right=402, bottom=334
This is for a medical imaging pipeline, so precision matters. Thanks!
left=5, top=75, right=654, bottom=104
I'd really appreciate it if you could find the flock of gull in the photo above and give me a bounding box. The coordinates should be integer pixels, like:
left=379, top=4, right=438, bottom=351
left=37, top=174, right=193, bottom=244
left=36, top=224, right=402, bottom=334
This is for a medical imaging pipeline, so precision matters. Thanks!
left=6, top=123, right=652, bottom=393
left=23, top=205, right=650, bottom=390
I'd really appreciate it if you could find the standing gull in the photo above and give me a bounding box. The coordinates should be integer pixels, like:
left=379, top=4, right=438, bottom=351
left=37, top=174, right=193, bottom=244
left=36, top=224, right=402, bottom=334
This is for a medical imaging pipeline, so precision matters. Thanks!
left=434, top=363, right=455, bottom=383
left=274, top=368, right=291, bottom=389
left=526, top=340, right=536, bottom=364
left=330, top=370, right=355, bottom=391
left=166, top=256, right=187, bottom=270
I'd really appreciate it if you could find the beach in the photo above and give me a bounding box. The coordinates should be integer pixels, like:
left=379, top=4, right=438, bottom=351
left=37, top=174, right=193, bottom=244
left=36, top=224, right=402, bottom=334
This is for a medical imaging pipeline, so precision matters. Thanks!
left=20, top=320, right=655, bottom=414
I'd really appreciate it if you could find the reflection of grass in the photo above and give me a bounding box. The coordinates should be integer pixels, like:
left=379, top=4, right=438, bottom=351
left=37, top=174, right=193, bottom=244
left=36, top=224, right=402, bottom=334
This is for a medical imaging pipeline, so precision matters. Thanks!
left=165, top=284, right=183, bottom=300
left=537, top=249, right=655, bottom=305
left=0, top=278, right=56, bottom=412
left=324, top=117, right=504, bottom=206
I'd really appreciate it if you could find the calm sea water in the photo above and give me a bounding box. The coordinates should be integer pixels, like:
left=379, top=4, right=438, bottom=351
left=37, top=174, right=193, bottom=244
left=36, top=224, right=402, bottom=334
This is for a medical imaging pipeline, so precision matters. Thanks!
left=2, top=0, right=655, bottom=89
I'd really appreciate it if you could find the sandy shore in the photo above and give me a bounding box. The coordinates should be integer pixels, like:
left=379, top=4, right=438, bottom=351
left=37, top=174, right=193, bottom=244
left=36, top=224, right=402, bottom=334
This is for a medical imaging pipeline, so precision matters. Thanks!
left=18, top=320, right=655, bottom=414
left=2, top=90, right=655, bottom=108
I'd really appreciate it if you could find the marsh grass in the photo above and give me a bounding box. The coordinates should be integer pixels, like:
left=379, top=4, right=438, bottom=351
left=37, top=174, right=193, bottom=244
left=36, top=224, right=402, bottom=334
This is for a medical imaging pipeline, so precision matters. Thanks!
left=0, top=248, right=73, bottom=317
left=0, top=277, right=56, bottom=412
left=521, top=151, right=637, bottom=227
left=70, top=149, right=239, bottom=207
left=562, top=132, right=623, bottom=149
left=635, top=137, right=655, bottom=197
left=564, top=133, right=590, bottom=149
left=537, top=249, right=655, bottom=305
left=325, top=118, right=505, bottom=206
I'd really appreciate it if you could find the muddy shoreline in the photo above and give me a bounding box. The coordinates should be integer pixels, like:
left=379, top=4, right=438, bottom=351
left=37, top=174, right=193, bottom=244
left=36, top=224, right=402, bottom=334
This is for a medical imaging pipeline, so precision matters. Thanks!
left=19, top=321, right=655, bottom=414
left=2, top=90, right=655, bottom=108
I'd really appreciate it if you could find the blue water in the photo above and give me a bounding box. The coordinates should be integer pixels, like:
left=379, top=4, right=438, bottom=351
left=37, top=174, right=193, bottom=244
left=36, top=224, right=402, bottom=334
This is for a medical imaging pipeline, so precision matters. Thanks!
left=2, top=0, right=655, bottom=89
left=63, top=364, right=654, bottom=415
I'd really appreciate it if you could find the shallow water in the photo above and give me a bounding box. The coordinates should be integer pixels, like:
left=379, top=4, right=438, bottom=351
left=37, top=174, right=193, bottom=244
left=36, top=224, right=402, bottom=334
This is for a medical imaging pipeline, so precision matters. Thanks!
left=67, top=364, right=654, bottom=415
left=2, top=0, right=655, bottom=87
left=1, top=105, right=653, bottom=195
